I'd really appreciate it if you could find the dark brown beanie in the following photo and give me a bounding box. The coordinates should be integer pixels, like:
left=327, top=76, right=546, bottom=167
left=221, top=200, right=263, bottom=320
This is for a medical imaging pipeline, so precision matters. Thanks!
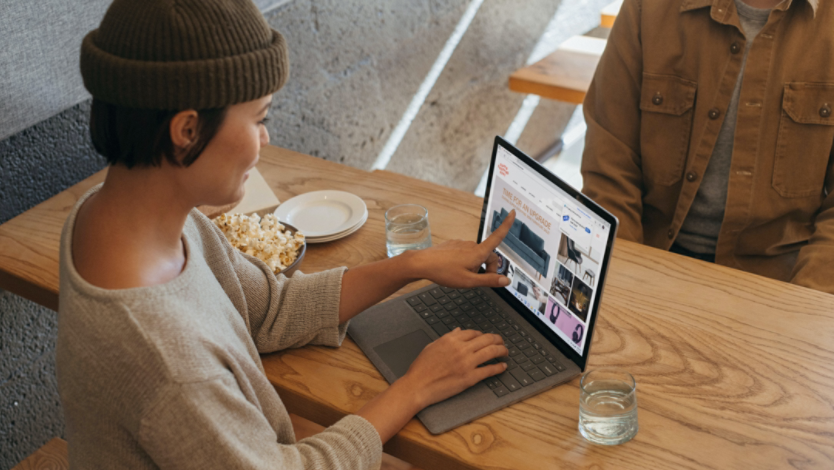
left=80, top=0, right=289, bottom=110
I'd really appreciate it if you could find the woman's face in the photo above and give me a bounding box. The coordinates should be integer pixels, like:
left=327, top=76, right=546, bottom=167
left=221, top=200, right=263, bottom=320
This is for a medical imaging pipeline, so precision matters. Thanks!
left=176, top=95, right=272, bottom=207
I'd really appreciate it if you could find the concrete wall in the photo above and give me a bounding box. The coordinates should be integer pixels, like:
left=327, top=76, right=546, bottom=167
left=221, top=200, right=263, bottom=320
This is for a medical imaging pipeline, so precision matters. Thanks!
left=0, top=0, right=607, bottom=467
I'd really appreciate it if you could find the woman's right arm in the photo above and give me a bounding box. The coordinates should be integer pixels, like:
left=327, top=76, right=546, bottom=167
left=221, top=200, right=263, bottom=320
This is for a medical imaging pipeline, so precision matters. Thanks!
left=356, top=329, right=507, bottom=443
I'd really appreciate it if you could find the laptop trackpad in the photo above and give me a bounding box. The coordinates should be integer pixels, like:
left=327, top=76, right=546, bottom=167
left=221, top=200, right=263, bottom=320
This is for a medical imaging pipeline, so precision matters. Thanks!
left=373, top=330, right=433, bottom=379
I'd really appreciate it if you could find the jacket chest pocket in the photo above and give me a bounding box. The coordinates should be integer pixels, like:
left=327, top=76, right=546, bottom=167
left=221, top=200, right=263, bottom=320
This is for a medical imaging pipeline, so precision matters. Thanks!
left=773, top=83, right=834, bottom=198
left=639, top=73, right=697, bottom=185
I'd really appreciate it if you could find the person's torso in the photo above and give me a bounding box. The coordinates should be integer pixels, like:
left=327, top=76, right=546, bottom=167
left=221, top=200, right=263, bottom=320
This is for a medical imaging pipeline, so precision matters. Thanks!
left=635, top=0, right=834, bottom=278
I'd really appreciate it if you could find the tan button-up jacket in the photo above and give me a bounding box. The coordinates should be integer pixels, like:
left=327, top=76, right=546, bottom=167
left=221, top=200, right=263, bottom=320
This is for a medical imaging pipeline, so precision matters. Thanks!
left=581, top=0, right=834, bottom=293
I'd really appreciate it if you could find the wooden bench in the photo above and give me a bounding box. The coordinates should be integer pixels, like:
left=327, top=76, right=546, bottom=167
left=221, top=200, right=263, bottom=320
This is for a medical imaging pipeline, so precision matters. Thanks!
left=509, top=35, right=606, bottom=105
left=601, top=0, right=622, bottom=28
left=13, top=415, right=420, bottom=469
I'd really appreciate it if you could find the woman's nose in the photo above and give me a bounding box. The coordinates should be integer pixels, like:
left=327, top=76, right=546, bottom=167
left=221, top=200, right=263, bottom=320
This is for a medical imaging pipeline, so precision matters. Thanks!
left=260, top=126, right=270, bottom=147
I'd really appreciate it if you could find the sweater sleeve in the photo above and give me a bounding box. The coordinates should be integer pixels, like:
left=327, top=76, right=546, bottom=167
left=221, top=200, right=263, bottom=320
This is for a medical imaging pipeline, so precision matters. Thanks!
left=188, top=210, right=349, bottom=353
left=138, top=376, right=382, bottom=470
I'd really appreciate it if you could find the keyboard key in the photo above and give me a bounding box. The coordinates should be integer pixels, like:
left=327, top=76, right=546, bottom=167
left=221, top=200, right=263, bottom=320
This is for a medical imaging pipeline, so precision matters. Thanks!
left=546, top=355, right=558, bottom=363
left=440, top=286, right=455, bottom=293
left=438, top=296, right=451, bottom=305
left=508, top=347, right=521, bottom=357
left=471, top=314, right=486, bottom=323
left=463, top=291, right=476, bottom=299
left=418, top=310, right=433, bottom=319
left=517, top=341, right=531, bottom=350
left=498, top=372, right=521, bottom=392
left=454, top=297, right=466, bottom=305
left=414, top=304, right=428, bottom=313
left=524, top=348, right=538, bottom=358
left=530, top=355, right=545, bottom=364
left=512, top=324, right=521, bottom=331
left=539, top=363, right=557, bottom=376
left=425, top=316, right=439, bottom=325
left=555, top=363, right=566, bottom=372
left=529, top=369, right=546, bottom=382
left=496, top=321, right=508, bottom=330
left=448, top=320, right=462, bottom=329
left=519, top=330, right=529, bottom=337
left=510, top=368, right=533, bottom=386
left=450, top=308, right=465, bottom=317
left=500, top=327, right=514, bottom=337
left=485, top=377, right=501, bottom=389
left=513, top=354, right=529, bottom=364
left=463, top=321, right=476, bottom=330
left=441, top=315, right=456, bottom=325
left=407, top=296, right=422, bottom=307
left=436, top=310, right=449, bottom=318
left=461, top=304, right=474, bottom=312
left=506, top=318, right=516, bottom=325
left=419, top=292, right=436, bottom=305
left=506, top=360, right=519, bottom=370
left=493, top=386, right=510, bottom=397
left=444, top=302, right=457, bottom=311
left=489, top=316, right=503, bottom=325
left=487, top=300, right=497, bottom=307
left=431, top=323, right=450, bottom=335
left=507, top=334, right=522, bottom=344
left=430, top=305, right=444, bottom=313
left=430, top=288, right=445, bottom=298
left=532, top=342, right=542, bottom=350
left=448, top=291, right=461, bottom=299
left=521, top=362, right=537, bottom=372
left=477, top=304, right=492, bottom=313
left=526, top=336, right=534, bottom=343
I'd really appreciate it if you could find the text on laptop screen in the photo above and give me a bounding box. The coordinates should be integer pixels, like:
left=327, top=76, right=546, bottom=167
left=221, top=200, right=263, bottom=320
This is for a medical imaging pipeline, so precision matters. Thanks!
left=481, top=145, right=611, bottom=356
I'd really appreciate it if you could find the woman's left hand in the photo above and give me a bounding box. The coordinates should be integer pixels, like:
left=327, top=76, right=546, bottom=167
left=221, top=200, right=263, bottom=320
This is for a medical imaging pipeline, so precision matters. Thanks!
left=406, top=209, right=516, bottom=289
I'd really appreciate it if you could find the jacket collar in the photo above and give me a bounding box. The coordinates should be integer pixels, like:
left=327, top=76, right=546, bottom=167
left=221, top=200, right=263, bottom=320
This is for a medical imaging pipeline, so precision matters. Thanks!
left=680, top=0, right=818, bottom=17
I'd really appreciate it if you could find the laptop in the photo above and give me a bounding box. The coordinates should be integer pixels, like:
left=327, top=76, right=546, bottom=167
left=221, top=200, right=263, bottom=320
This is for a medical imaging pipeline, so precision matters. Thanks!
left=347, top=136, right=619, bottom=434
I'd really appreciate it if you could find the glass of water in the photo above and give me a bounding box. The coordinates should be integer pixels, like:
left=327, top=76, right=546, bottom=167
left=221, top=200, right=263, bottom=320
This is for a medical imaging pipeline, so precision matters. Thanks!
left=385, top=204, right=432, bottom=258
left=578, top=368, right=638, bottom=445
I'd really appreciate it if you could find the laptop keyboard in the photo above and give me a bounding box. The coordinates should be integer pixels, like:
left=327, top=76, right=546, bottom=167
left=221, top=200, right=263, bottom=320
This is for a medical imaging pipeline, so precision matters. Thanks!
left=406, top=286, right=567, bottom=398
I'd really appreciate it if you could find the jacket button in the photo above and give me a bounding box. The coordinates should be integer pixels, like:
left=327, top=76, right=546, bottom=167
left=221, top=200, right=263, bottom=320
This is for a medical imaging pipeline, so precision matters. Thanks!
left=730, top=42, right=741, bottom=54
left=686, top=172, right=698, bottom=182
left=667, top=229, right=675, bottom=239
left=708, top=108, right=721, bottom=120
left=821, top=105, right=832, bottom=118
left=652, top=92, right=663, bottom=105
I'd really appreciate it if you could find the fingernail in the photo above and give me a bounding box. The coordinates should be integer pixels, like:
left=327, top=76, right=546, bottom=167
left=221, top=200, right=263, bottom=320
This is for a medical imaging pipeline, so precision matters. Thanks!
left=503, top=363, right=508, bottom=369
left=499, top=276, right=510, bottom=286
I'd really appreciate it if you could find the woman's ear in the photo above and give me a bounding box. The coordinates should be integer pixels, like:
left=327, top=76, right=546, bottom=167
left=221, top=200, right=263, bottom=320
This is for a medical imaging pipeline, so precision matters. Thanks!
left=169, top=110, right=199, bottom=157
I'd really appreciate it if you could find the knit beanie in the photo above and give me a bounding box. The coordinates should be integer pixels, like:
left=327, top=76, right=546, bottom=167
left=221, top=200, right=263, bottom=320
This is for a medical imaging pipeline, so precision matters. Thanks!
left=80, top=0, right=289, bottom=110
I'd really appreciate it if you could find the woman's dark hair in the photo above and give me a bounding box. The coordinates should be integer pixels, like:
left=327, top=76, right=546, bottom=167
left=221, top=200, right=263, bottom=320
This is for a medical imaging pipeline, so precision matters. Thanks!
left=90, top=98, right=228, bottom=168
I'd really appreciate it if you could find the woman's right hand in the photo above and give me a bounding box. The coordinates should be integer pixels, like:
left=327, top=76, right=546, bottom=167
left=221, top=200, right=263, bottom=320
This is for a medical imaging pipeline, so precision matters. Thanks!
left=400, top=328, right=508, bottom=409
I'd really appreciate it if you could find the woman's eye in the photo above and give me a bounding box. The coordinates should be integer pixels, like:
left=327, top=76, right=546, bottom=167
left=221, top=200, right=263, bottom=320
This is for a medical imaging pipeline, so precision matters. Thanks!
left=259, top=117, right=270, bottom=126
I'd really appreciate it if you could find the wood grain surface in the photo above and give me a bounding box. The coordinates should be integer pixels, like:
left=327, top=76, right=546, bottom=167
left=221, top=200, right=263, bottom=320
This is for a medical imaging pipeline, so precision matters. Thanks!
left=1, top=146, right=833, bottom=469
left=508, top=37, right=605, bottom=104
left=11, top=438, right=68, bottom=470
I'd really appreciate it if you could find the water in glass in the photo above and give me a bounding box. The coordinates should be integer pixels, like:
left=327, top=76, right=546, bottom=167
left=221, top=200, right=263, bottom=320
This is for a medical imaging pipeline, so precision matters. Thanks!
left=579, top=371, right=638, bottom=445
left=386, top=208, right=431, bottom=257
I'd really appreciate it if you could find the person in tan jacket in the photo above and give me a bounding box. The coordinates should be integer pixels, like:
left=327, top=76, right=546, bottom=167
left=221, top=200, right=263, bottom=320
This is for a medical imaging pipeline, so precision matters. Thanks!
left=581, top=0, right=834, bottom=294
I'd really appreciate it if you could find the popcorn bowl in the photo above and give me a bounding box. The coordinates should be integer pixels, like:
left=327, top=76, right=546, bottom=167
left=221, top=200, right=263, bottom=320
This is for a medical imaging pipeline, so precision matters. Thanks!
left=277, top=221, right=306, bottom=278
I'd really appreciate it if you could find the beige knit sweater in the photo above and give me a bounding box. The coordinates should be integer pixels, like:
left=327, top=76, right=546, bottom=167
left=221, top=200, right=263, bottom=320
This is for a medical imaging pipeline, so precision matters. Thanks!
left=56, top=186, right=382, bottom=469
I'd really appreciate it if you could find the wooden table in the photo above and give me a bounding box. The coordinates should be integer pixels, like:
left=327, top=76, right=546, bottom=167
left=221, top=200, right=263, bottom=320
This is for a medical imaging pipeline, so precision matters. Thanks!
left=2, top=145, right=834, bottom=469
left=508, top=35, right=606, bottom=105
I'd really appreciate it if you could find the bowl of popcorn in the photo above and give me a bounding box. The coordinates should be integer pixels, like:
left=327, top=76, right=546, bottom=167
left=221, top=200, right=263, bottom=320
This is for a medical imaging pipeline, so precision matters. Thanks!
left=212, top=212, right=306, bottom=278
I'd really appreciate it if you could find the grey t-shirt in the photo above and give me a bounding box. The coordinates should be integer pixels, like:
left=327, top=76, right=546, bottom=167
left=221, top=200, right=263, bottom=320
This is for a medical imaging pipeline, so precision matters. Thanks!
left=675, top=0, right=772, bottom=254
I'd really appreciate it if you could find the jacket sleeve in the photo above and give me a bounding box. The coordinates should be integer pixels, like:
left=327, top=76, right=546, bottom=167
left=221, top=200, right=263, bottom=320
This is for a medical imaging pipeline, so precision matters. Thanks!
left=580, top=0, right=645, bottom=243
left=790, top=145, right=834, bottom=294
left=139, top=377, right=382, bottom=470
left=189, top=210, right=349, bottom=353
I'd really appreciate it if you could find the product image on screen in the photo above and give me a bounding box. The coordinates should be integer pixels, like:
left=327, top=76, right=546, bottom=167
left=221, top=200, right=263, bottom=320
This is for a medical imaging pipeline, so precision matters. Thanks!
left=482, top=144, right=610, bottom=355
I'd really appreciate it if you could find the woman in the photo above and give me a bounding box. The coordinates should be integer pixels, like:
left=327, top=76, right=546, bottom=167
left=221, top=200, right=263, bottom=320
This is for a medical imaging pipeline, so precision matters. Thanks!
left=57, top=0, right=515, bottom=468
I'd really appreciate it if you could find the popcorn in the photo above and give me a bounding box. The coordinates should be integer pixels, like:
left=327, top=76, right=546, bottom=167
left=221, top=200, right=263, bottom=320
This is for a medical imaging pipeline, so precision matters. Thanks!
left=213, top=213, right=305, bottom=275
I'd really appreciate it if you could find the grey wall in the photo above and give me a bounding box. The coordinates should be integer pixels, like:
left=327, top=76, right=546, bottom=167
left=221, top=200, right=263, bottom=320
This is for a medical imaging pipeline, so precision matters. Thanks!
left=0, top=0, right=606, bottom=467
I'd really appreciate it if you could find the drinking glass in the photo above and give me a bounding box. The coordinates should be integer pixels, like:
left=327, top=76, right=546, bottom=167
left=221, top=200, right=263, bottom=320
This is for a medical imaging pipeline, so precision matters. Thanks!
left=385, top=204, right=432, bottom=258
left=578, top=368, right=638, bottom=445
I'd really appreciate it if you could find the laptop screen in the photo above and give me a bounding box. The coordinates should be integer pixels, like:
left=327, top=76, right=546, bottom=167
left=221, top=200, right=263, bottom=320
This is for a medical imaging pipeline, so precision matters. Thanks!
left=479, top=137, right=616, bottom=366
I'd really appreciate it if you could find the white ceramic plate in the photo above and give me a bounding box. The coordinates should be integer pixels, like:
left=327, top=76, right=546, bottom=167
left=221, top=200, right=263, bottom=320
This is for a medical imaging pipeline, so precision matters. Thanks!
left=274, top=191, right=367, bottom=238
left=306, top=210, right=368, bottom=244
